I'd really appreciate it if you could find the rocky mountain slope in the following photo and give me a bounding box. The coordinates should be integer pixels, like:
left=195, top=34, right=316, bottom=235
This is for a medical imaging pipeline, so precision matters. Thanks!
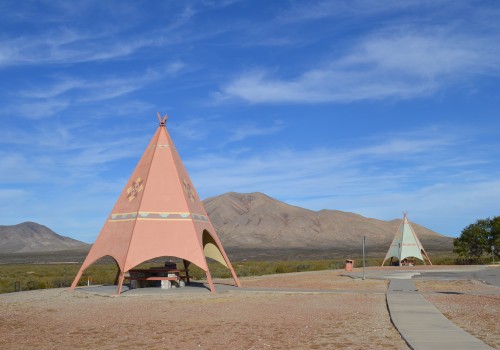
left=0, top=193, right=453, bottom=261
left=0, top=222, right=89, bottom=254
left=203, top=192, right=453, bottom=255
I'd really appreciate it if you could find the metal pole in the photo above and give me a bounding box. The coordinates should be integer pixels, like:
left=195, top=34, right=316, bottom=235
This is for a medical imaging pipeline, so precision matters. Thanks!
left=362, top=236, right=366, bottom=280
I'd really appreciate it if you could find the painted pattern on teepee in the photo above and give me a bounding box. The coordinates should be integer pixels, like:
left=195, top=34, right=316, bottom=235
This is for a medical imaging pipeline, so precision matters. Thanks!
left=381, top=213, right=432, bottom=266
left=71, top=114, right=240, bottom=294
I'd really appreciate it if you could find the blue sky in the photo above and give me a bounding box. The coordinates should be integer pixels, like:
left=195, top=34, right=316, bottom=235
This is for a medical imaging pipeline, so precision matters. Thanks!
left=1, top=0, right=499, bottom=243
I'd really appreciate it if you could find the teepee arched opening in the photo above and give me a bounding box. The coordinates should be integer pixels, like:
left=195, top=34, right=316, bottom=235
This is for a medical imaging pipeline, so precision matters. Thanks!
left=71, top=255, right=121, bottom=288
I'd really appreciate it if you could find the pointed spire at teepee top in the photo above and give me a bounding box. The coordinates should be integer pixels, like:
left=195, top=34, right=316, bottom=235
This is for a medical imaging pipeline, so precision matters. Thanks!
left=157, top=112, right=168, bottom=126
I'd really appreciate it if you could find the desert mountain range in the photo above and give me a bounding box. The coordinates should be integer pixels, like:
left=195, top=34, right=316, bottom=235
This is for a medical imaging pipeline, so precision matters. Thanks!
left=0, top=192, right=453, bottom=260
left=204, top=192, right=453, bottom=257
left=0, top=222, right=89, bottom=254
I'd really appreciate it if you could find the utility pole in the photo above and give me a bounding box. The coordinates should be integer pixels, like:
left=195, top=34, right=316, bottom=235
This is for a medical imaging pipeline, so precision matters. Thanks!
left=362, top=236, right=366, bottom=280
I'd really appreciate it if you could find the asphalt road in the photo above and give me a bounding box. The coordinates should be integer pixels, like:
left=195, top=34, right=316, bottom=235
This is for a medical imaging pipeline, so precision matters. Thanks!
left=413, top=266, right=500, bottom=287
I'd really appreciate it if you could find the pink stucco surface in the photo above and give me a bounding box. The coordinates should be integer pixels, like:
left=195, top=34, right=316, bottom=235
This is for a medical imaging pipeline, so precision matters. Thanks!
left=71, top=115, right=240, bottom=293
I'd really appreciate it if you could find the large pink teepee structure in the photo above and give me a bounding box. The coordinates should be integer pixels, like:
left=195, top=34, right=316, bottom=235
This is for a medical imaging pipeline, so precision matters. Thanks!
left=71, top=114, right=240, bottom=294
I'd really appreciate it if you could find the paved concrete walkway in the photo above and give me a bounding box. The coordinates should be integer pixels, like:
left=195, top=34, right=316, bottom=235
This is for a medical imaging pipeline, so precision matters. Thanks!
left=387, top=279, right=494, bottom=350
left=75, top=281, right=237, bottom=296
left=75, top=282, right=385, bottom=297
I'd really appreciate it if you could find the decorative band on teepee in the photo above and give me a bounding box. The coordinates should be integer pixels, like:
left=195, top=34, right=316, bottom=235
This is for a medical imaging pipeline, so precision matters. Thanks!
left=108, top=212, right=209, bottom=222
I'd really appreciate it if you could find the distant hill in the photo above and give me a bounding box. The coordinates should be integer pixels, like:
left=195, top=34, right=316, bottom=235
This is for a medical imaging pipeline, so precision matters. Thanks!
left=203, top=192, right=454, bottom=258
left=0, top=222, right=90, bottom=254
left=0, top=193, right=454, bottom=262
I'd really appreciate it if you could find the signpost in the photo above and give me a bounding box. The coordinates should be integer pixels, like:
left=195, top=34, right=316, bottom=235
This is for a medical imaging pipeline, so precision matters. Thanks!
left=362, top=236, right=366, bottom=280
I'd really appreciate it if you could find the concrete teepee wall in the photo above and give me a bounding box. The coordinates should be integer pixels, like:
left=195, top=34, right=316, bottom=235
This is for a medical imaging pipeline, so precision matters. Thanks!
left=70, top=114, right=241, bottom=294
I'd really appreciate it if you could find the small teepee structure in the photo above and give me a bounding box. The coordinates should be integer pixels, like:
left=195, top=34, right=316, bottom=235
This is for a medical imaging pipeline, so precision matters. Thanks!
left=381, top=213, right=432, bottom=266
left=71, top=114, right=240, bottom=294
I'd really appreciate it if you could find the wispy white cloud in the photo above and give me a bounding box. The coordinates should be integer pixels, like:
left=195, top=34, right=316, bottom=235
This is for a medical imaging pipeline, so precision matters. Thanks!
left=278, top=0, right=447, bottom=22
left=214, top=28, right=500, bottom=104
left=20, top=79, right=85, bottom=99
left=188, top=128, right=462, bottom=195
left=227, top=120, right=286, bottom=142
left=201, top=0, right=244, bottom=8
left=22, top=72, right=159, bottom=100
left=12, top=99, right=70, bottom=119
left=344, top=29, right=499, bottom=78
left=0, top=116, right=148, bottom=191
left=184, top=126, right=499, bottom=236
left=0, top=28, right=154, bottom=67
left=350, top=136, right=453, bottom=158
left=0, top=153, right=42, bottom=183
left=4, top=68, right=168, bottom=119
left=288, top=178, right=500, bottom=236
left=213, top=0, right=500, bottom=105
left=0, top=2, right=200, bottom=68
left=66, top=139, right=144, bottom=169
left=164, top=60, right=187, bottom=75
left=170, top=117, right=287, bottom=148
left=170, top=116, right=219, bottom=141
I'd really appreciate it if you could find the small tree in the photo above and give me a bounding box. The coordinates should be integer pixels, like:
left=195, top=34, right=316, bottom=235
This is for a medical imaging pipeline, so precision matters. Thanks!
left=454, top=217, right=499, bottom=260
left=453, top=216, right=500, bottom=259
left=453, top=238, right=471, bottom=259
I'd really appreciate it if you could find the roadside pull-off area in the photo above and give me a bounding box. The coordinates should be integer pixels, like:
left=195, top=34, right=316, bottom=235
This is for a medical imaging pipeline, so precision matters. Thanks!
left=1, top=266, right=498, bottom=349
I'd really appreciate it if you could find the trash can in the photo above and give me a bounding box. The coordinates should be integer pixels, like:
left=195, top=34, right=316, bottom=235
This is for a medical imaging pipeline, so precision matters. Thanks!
left=345, top=259, right=354, bottom=272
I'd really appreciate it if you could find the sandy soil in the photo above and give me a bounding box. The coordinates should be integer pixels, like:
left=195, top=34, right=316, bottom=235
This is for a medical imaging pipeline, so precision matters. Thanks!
left=1, top=269, right=498, bottom=350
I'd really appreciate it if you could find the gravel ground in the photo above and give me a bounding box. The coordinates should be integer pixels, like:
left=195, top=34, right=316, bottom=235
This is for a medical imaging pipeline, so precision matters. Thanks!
left=0, top=271, right=407, bottom=350
left=1, top=269, right=498, bottom=350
